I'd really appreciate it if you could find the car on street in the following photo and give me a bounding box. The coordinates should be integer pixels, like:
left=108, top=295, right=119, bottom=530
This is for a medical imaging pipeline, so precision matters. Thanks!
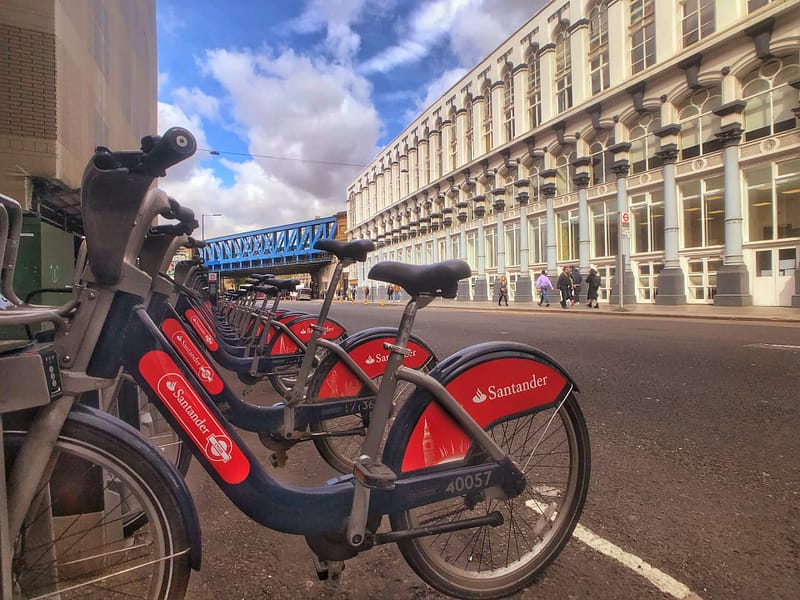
left=297, top=287, right=312, bottom=300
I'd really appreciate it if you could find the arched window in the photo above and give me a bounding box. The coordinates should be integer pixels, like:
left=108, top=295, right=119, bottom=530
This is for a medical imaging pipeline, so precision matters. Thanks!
left=681, top=0, right=714, bottom=48
left=556, top=151, right=575, bottom=195
left=627, top=111, right=661, bottom=174
left=630, top=0, right=655, bottom=74
left=482, top=82, right=493, bottom=152
left=677, top=86, right=722, bottom=159
left=503, top=67, right=515, bottom=142
left=741, top=54, right=800, bottom=142
left=448, top=108, right=457, bottom=170
left=554, top=23, right=572, bottom=113
left=465, top=98, right=474, bottom=162
left=585, top=129, right=612, bottom=186
left=527, top=47, right=542, bottom=129
left=589, top=0, right=609, bottom=95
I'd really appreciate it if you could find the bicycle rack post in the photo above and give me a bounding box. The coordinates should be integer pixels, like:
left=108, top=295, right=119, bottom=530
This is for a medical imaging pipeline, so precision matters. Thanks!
left=1, top=418, right=12, bottom=599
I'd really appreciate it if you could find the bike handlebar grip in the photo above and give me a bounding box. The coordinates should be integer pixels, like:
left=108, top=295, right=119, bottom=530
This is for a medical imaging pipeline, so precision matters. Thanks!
left=187, top=237, right=207, bottom=248
left=140, top=127, right=196, bottom=175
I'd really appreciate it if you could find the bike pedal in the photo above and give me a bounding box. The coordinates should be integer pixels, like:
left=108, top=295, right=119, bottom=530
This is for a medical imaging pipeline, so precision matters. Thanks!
left=353, top=456, right=396, bottom=490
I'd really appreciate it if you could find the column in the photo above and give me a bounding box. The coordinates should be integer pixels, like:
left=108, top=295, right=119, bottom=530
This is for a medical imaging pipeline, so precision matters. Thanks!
left=440, top=121, right=452, bottom=173
left=609, top=160, right=637, bottom=305
left=606, top=0, right=626, bottom=88
left=512, top=64, right=528, bottom=139
left=538, top=44, right=556, bottom=124
left=474, top=217, right=488, bottom=301
left=568, top=19, right=590, bottom=108
left=495, top=212, right=505, bottom=297
left=541, top=170, right=558, bottom=275
left=429, top=130, right=441, bottom=179
left=654, top=140, right=687, bottom=304
left=455, top=108, right=467, bottom=167
left=491, top=81, right=504, bottom=146
left=418, top=140, right=429, bottom=186
left=456, top=216, right=470, bottom=301
left=473, top=95, right=487, bottom=157
left=573, top=159, right=591, bottom=303
left=516, top=193, right=533, bottom=302
left=713, top=123, right=752, bottom=306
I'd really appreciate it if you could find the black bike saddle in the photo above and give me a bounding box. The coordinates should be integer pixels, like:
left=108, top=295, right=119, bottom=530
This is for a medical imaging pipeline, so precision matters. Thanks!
left=314, top=239, right=375, bottom=262
left=369, top=259, right=471, bottom=299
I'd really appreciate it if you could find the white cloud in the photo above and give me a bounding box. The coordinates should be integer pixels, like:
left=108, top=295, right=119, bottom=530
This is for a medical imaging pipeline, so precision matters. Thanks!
left=172, top=87, right=221, bottom=121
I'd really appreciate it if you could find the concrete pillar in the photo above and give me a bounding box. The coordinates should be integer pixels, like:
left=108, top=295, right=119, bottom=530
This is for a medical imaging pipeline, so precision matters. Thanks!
left=440, top=121, right=452, bottom=174
left=418, top=140, right=429, bottom=186
left=474, top=217, right=488, bottom=301
left=457, top=219, right=470, bottom=300
left=474, top=95, right=487, bottom=157
left=568, top=19, right=590, bottom=108
left=574, top=165, right=591, bottom=304
left=491, top=81, right=504, bottom=147
left=538, top=44, right=556, bottom=124
left=606, top=0, right=626, bottom=88
left=455, top=108, right=467, bottom=167
left=512, top=64, right=528, bottom=138
left=609, top=161, right=637, bottom=305
left=714, top=123, right=752, bottom=306
left=655, top=141, right=687, bottom=304
left=541, top=171, right=558, bottom=275
left=516, top=198, right=533, bottom=302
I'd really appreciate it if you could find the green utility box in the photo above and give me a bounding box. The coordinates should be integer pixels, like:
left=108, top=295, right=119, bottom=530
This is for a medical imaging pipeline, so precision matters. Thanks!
left=0, top=216, right=76, bottom=340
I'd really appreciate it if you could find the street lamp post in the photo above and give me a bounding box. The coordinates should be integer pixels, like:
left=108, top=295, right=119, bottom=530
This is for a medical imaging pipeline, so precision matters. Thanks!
left=201, top=213, right=222, bottom=240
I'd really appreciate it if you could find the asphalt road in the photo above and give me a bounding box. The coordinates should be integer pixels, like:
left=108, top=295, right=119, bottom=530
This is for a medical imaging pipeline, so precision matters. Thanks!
left=185, top=303, right=800, bottom=599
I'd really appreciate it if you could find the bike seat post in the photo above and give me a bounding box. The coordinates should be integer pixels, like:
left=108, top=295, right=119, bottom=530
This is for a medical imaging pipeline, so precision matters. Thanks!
left=347, top=293, right=423, bottom=548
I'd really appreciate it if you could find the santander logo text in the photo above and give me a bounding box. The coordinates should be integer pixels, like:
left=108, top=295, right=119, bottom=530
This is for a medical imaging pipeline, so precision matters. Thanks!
left=185, top=309, right=218, bottom=351
left=139, top=351, right=249, bottom=484
left=473, top=372, right=550, bottom=403
left=162, top=318, right=223, bottom=395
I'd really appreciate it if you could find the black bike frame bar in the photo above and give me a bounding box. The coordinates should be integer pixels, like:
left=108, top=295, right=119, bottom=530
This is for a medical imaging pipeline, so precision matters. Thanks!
left=121, top=306, right=518, bottom=537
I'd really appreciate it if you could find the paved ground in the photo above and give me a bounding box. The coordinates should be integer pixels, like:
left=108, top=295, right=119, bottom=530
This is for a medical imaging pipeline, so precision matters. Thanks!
left=184, top=302, right=799, bottom=600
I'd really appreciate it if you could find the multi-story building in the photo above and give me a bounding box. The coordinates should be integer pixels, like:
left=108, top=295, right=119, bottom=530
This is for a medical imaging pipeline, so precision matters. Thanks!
left=0, top=0, right=156, bottom=301
left=346, top=0, right=800, bottom=308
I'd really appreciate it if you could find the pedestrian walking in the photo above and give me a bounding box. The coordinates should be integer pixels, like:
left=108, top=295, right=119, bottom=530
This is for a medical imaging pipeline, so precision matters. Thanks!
left=394, top=286, right=401, bottom=303
left=586, top=268, right=601, bottom=309
left=557, top=266, right=572, bottom=309
left=571, top=266, right=582, bottom=305
left=364, top=285, right=370, bottom=302
left=386, top=284, right=394, bottom=303
left=535, top=269, right=553, bottom=307
left=497, top=276, right=509, bottom=306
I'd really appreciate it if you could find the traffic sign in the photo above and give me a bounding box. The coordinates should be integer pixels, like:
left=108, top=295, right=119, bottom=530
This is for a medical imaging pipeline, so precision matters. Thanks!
left=620, top=211, right=630, bottom=230
left=208, top=272, right=218, bottom=282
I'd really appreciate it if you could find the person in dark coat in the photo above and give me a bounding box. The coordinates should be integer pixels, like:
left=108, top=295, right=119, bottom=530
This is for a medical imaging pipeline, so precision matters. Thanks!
left=556, top=266, right=572, bottom=309
left=586, top=268, right=601, bottom=308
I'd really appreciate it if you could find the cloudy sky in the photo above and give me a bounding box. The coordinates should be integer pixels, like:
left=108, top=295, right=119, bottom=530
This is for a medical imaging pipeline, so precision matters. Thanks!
left=156, top=0, right=545, bottom=239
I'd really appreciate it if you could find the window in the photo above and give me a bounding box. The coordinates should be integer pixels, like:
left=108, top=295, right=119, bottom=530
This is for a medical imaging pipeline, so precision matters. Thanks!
left=554, top=24, right=572, bottom=113
left=503, top=69, right=515, bottom=142
left=528, top=216, right=547, bottom=264
left=745, top=158, right=800, bottom=241
left=637, top=261, right=663, bottom=301
left=556, top=153, right=575, bottom=195
left=747, top=0, right=771, bottom=13
left=589, top=0, right=610, bottom=95
left=527, top=48, right=542, bottom=129
left=682, top=0, right=714, bottom=47
left=741, top=54, right=800, bottom=142
left=680, top=176, right=724, bottom=248
left=591, top=200, right=618, bottom=258
left=451, top=236, right=461, bottom=261
left=466, top=230, right=478, bottom=269
left=482, top=84, right=493, bottom=153
left=464, top=100, right=474, bottom=162
left=557, top=208, right=579, bottom=262
left=677, top=87, right=723, bottom=160
left=438, top=239, right=447, bottom=261
left=586, top=130, right=612, bottom=186
left=425, top=241, right=433, bottom=263
left=687, top=257, right=722, bottom=302
left=485, top=228, right=496, bottom=269
left=627, top=112, right=662, bottom=174
left=630, top=0, right=656, bottom=74
left=435, top=134, right=443, bottom=179
left=448, top=120, right=457, bottom=170
left=630, top=190, right=665, bottom=253
left=505, top=221, right=521, bottom=266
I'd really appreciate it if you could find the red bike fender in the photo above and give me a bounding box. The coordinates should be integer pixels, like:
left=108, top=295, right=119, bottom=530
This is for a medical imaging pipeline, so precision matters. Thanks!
left=399, top=355, right=571, bottom=473
left=269, top=317, right=346, bottom=355
left=316, top=337, right=434, bottom=398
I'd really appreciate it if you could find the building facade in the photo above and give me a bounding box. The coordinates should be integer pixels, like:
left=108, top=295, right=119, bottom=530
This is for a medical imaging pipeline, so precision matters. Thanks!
left=346, top=0, right=800, bottom=308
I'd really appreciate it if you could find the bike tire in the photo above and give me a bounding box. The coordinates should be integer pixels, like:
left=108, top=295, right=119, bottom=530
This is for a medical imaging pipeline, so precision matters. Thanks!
left=382, top=391, right=591, bottom=599
left=5, top=416, right=193, bottom=598
left=306, top=353, right=434, bottom=475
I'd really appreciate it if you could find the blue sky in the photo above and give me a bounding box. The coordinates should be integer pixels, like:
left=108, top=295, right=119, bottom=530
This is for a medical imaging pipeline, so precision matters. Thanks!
left=156, top=0, right=543, bottom=238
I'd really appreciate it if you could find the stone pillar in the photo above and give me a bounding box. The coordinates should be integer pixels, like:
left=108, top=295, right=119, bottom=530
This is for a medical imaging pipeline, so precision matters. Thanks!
left=538, top=44, right=556, bottom=124
left=655, top=139, right=687, bottom=304
left=456, top=215, right=470, bottom=300
left=491, top=81, right=504, bottom=147
left=474, top=215, right=488, bottom=301
left=418, top=139, right=429, bottom=186
left=455, top=108, right=467, bottom=168
left=714, top=122, right=752, bottom=306
left=541, top=169, right=558, bottom=275
left=608, top=157, right=637, bottom=305
left=474, top=95, right=488, bottom=157
left=606, top=0, right=626, bottom=89
left=568, top=19, right=590, bottom=108
left=573, top=159, right=591, bottom=303
left=512, top=64, right=528, bottom=139
left=516, top=185, right=533, bottom=302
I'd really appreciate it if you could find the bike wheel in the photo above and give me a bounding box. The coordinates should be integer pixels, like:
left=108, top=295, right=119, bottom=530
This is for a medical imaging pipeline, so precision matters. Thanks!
left=384, top=392, right=590, bottom=599
left=5, top=416, right=193, bottom=598
left=106, top=375, right=192, bottom=477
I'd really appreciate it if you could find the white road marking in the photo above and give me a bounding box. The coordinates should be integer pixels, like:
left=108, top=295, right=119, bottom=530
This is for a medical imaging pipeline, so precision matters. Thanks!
left=746, top=343, right=800, bottom=350
left=525, top=497, right=702, bottom=599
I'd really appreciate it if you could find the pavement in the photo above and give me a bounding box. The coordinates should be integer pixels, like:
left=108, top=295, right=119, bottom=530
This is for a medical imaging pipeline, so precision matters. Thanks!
left=360, top=297, right=800, bottom=323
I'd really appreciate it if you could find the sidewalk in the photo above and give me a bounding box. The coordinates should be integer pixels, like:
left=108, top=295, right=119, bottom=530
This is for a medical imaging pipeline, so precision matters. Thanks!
left=418, top=298, right=800, bottom=323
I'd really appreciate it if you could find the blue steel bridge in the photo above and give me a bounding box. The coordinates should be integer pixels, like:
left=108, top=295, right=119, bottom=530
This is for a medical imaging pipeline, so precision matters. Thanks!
left=201, top=215, right=340, bottom=277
